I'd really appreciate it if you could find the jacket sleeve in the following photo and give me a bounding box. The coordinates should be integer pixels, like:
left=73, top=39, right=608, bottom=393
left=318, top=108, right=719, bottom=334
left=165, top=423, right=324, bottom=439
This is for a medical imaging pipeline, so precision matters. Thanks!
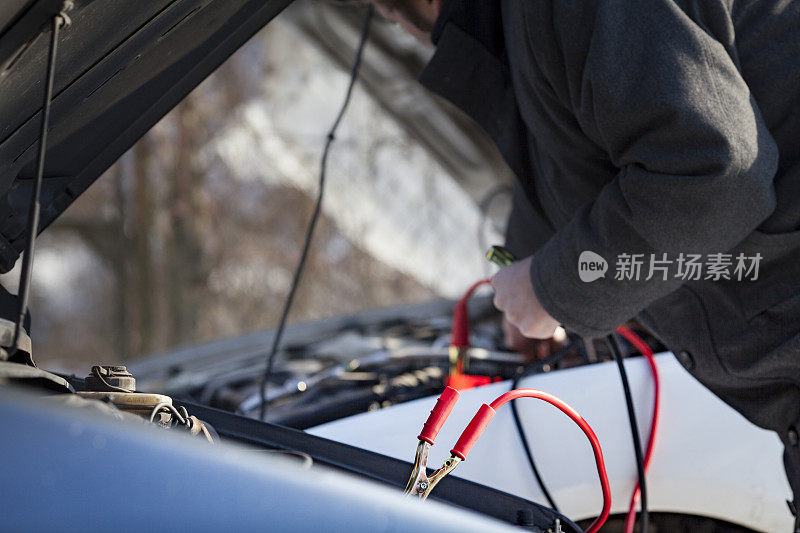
left=524, top=0, right=779, bottom=338
left=504, top=181, right=555, bottom=258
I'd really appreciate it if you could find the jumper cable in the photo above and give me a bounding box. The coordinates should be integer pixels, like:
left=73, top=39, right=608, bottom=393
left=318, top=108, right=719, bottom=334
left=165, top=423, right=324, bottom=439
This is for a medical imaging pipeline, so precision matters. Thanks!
left=405, top=386, right=611, bottom=533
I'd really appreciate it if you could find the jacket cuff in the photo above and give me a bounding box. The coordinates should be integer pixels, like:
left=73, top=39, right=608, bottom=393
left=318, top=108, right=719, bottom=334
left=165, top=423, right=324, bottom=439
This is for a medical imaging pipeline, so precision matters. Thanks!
left=529, top=237, right=615, bottom=339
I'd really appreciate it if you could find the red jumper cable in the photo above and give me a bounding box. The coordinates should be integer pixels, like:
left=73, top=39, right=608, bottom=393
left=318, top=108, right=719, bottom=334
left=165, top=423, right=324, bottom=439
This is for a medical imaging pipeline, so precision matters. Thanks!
left=615, top=325, right=660, bottom=533
left=447, top=279, right=493, bottom=390
left=405, top=386, right=611, bottom=533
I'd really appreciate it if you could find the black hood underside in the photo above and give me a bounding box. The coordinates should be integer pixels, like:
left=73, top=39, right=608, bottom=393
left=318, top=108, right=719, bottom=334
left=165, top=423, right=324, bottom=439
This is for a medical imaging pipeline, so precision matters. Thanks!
left=0, top=0, right=293, bottom=273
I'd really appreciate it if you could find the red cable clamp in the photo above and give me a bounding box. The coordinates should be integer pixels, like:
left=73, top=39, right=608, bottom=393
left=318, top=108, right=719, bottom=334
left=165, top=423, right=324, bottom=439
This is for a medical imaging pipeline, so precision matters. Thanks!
left=405, top=387, right=464, bottom=499
left=417, top=386, right=460, bottom=445
left=405, top=386, right=612, bottom=533
left=450, top=404, right=495, bottom=460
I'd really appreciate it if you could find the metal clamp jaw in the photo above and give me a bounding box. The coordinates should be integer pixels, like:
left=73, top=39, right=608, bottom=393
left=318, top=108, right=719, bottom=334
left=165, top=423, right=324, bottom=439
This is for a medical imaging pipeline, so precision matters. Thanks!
left=404, top=440, right=461, bottom=499
left=403, top=386, right=463, bottom=499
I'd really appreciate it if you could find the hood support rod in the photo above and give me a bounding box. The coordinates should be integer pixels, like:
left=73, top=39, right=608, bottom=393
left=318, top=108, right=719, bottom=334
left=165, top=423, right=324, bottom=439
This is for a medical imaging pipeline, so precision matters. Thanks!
left=8, top=6, right=70, bottom=363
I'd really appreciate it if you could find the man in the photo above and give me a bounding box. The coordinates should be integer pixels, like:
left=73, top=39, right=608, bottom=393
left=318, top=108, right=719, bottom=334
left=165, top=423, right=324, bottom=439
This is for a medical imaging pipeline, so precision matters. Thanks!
left=370, top=0, right=800, bottom=525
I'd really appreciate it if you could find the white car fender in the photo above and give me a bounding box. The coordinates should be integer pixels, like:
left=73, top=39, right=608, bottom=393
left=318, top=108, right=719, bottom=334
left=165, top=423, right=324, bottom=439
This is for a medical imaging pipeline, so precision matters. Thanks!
left=310, top=353, right=792, bottom=531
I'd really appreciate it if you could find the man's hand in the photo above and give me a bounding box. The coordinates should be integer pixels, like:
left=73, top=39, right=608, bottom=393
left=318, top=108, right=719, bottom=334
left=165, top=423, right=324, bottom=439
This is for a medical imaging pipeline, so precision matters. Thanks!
left=491, top=256, right=560, bottom=339
left=502, top=318, right=549, bottom=359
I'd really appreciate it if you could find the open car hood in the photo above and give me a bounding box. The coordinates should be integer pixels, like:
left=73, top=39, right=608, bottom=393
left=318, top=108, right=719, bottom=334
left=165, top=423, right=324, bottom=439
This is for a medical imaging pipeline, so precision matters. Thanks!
left=0, top=0, right=293, bottom=273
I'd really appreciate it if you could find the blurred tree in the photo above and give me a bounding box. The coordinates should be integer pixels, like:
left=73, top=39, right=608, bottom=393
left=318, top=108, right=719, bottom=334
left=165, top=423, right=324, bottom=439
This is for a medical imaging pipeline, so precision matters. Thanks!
left=168, top=95, right=205, bottom=346
left=5, top=16, right=437, bottom=372
left=132, top=136, right=156, bottom=355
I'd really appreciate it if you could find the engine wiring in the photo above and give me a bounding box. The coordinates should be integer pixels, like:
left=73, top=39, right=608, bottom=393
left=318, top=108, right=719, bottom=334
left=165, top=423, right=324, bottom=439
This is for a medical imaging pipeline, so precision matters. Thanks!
left=149, top=402, right=215, bottom=444
left=150, top=402, right=188, bottom=424
left=258, top=4, right=374, bottom=421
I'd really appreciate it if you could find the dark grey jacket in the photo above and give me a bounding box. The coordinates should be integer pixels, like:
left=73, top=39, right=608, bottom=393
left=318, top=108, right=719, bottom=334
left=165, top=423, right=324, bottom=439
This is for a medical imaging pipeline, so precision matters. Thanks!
left=419, top=0, right=800, bottom=445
